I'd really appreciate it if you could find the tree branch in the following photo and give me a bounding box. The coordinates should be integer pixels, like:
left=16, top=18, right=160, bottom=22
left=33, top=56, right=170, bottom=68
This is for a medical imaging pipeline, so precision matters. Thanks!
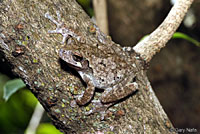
left=0, top=0, right=193, bottom=133
left=134, top=0, right=194, bottom=62
left=25, top=102, right=44, bottom=134
left=93, top=0, right=109, bottom=35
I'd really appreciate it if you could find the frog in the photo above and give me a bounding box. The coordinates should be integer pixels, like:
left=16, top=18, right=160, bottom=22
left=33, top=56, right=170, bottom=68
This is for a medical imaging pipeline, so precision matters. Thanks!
left=45, top=11, right=142, bottom=119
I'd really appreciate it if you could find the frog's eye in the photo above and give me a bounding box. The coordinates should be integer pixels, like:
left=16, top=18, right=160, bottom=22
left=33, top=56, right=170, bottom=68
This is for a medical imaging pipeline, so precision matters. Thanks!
left=72, top=54, right=83, bottom=62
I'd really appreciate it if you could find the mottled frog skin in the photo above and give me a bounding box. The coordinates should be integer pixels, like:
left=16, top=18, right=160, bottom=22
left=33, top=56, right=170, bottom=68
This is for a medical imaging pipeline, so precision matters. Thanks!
left=45, top=11, right=142, bottom=119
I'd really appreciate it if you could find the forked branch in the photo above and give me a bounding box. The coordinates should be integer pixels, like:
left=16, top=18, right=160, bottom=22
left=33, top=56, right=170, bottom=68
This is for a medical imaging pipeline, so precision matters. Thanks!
left=134, top=0, right=194, bottom=62
left=0, top=0, right=194, bottom=133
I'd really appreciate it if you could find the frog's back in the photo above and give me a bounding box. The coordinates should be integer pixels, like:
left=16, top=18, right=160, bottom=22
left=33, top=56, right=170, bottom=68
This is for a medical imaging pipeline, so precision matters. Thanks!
left=88, top=46, right=136, bottom=88
left=73, top=42, right=138, bottom=88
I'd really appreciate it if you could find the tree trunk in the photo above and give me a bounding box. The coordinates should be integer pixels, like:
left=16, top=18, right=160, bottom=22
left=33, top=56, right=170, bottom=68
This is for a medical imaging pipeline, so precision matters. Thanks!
left=0, top=0, right=182, bottom=133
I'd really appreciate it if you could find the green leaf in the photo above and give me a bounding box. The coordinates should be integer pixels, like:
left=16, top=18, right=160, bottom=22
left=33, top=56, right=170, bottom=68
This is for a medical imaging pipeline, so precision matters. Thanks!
left=0, top=73, right=10, bottom=100
left=36, top=123, right=63, bottom=134
left=76, top=0, right=94, bottom=17
left=139, top=35, right=149, bottom=42
left=22, top=89, right=38, bottom=108
left=77, top=0, right=90, bottom=7
left=139, top=32, right=200, bottom=47
left=172, top=32, right=200, bottom=47
left=3, top=79, right=26, bottom=101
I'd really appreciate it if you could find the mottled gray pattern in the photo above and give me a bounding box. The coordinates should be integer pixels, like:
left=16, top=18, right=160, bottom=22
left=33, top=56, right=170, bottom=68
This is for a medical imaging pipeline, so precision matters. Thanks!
left=46, top=11, right=142, bottom=119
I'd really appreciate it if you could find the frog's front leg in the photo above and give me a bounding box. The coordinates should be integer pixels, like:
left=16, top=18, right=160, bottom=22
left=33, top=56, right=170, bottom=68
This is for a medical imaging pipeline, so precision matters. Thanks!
left=76, top=81, right=95, bottom=105
left=75, top=70, right=96, bottom=105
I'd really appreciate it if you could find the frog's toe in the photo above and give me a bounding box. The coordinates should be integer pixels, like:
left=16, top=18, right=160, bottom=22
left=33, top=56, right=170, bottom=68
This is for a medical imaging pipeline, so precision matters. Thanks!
left=85, top=100, right=112, bottom=120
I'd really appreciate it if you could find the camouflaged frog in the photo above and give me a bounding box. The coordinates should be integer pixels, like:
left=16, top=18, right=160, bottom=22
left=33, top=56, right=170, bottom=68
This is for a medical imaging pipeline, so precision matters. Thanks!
left=45, top=11, right=142, bottom=119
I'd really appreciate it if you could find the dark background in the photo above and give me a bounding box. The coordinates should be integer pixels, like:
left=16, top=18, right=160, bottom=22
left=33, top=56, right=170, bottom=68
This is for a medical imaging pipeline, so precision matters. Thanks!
left=107, top=0, right=200, bottom=131
left=0, top=0, right=199, bottom=133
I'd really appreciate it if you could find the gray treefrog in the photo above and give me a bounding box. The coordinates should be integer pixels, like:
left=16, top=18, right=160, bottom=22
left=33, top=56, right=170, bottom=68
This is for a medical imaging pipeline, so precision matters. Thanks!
left=45, top=11, right=142, bottom=119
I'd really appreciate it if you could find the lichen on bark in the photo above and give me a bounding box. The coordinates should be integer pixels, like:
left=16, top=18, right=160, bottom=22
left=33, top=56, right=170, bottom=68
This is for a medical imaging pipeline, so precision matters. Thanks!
left=0, top=0, right=178, bottom=133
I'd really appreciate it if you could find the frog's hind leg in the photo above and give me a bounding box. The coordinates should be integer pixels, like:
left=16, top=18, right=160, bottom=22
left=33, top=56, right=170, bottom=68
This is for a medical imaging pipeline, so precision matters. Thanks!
left=85, top=82, right=138, bottom=120
left=101, top=82, right=138, bottom=103
left=85, top=100, right=113, bottom=120
left=45, top=11, right=62, bottom=29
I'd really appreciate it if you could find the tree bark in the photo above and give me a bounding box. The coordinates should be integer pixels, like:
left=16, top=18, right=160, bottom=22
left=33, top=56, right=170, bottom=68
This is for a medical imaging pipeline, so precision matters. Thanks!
left=93, top=0, right=109, bottom=35
left=134, top=0, right=194, bottom=62
left=0, top=0, right=192, bottom=133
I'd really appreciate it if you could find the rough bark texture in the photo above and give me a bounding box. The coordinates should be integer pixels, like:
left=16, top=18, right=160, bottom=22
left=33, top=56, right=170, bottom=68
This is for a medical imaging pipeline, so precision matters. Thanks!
left=108, top=0, right=199, bottom=131
left=0, top=0, right=176, bottom=133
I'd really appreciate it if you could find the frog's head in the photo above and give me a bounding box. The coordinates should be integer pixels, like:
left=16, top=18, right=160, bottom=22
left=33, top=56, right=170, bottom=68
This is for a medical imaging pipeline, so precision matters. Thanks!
left=59, top=48, right=89, bottom=71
